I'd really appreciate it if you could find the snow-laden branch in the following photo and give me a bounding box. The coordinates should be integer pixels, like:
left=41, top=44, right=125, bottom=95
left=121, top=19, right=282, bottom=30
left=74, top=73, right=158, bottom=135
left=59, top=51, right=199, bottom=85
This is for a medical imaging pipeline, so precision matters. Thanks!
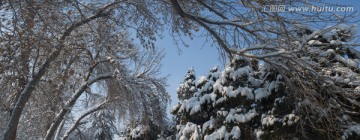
left=170, top=0, right=266, bottom=42
left=45, top=73, right=113, bottom=140
left=54, top=118, right=66, bottom=140
left=170, top=0, right=288, bottom=62
left=62, top=100, right=108, bottom=140
left=346, top=47, right=360, bottom=59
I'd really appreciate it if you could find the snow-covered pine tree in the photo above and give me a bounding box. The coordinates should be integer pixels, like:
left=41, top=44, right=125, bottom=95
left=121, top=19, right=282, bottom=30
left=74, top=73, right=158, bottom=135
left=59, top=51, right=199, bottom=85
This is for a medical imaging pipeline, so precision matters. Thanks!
left=177, top=68, right=197, bottom=101
left=172, top=24, right=360, bottom=140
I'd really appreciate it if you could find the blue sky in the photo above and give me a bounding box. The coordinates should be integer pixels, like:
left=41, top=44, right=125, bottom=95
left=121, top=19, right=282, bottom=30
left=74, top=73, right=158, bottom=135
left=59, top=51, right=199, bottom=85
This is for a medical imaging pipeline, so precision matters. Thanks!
left=156, top=32, right=221, bottom=111
left=158, top=0, right=360, bottom=115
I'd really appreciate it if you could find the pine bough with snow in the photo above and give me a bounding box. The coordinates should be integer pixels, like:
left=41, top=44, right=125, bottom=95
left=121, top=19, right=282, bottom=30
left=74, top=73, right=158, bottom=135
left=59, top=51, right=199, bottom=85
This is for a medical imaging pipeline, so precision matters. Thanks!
left=172, top=24, right=360, bottom=140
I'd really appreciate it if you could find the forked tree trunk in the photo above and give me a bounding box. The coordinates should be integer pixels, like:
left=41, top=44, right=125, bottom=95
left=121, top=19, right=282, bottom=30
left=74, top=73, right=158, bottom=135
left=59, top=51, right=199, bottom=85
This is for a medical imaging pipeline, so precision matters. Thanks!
left=2, top=2, right=117, bottom=139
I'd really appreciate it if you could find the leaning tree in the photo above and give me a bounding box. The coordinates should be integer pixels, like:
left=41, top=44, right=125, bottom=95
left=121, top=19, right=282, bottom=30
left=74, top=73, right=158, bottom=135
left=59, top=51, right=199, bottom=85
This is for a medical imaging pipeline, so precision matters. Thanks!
left=0, top=0, right=173, bottom=139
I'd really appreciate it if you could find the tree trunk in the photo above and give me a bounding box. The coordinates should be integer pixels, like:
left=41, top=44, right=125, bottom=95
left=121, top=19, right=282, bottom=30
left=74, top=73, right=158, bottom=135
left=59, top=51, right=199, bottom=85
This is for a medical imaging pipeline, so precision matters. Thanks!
left=2, top=49, right=62, bottom=140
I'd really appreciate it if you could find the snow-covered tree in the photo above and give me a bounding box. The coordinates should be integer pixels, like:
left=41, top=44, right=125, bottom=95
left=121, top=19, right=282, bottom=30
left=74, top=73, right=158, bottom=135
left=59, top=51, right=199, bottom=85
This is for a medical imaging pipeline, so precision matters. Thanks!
left=177, top=68, right=197, bottom=101
left=169, top=1, right=360, bottom=139
left=172, top=25, right=360, bottom=139
left=0, top=1, right=171, bottom=140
